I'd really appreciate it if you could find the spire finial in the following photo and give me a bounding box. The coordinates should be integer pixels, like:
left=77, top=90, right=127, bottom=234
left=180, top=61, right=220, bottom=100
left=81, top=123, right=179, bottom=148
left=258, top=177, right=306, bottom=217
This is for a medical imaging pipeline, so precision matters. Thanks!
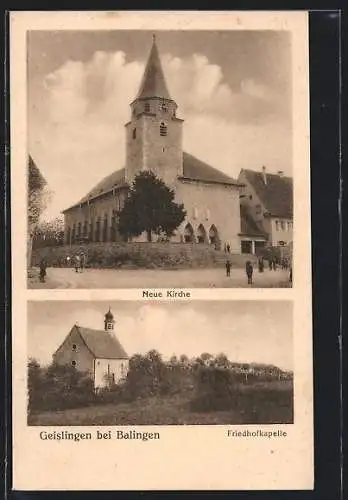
left=152, top=33, right=156, bottom=43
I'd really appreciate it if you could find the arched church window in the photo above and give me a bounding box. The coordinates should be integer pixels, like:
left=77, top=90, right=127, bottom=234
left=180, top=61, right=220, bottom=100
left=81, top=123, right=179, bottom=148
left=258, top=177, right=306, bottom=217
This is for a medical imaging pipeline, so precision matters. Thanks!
left=161, top=102, right=168, bottom=112
left=132, top=128, right=136, bottom=139
left=160, top=122, right=167, bottom=136
left=144, top=102, right=150, bottom=113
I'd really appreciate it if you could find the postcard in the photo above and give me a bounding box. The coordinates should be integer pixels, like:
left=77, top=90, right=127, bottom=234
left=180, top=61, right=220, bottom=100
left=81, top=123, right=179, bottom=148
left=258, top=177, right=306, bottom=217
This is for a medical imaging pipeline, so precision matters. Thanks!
left=10, top=10, right=312, bottom=490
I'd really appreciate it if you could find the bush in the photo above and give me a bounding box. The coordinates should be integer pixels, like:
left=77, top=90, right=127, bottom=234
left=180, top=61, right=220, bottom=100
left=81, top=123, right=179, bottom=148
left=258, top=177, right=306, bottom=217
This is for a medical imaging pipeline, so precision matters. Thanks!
left=190, top=365, right=237, bottom=412
left=28, top=360, right=95, bottom=413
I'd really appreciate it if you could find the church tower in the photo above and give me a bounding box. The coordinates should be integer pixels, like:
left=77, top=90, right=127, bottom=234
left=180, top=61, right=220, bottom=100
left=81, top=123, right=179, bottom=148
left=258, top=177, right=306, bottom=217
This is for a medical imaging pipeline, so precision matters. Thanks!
left=125, top=35, right=184, bottom=187
left=104, top=307, right=115, bottom=332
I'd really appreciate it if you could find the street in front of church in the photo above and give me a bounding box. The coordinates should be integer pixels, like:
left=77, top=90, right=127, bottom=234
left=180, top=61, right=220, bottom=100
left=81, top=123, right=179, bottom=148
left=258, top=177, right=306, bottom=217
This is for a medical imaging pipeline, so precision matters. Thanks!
left=28, top=266, right=291, bottom=289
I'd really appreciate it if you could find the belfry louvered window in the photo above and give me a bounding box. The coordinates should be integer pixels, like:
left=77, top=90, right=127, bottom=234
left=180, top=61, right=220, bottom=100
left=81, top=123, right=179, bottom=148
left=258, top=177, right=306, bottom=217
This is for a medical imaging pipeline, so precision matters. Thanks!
left=144, top=102, right=150, bottom=113
left=160, top=122, right=167, bottom=136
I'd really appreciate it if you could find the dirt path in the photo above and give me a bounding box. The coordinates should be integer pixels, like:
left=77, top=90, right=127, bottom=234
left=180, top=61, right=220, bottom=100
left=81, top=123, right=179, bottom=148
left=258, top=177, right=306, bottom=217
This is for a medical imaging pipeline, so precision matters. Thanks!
left=28, top=266, right=291, bottom=289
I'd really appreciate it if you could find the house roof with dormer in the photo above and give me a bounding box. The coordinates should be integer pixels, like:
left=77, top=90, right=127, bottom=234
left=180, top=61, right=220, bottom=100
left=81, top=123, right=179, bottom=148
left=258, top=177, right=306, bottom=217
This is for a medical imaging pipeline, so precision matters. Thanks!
left=63, top=152, right=240, bottom=213
left=135, top=34, right=172, bottom=101
left=240, top=169, right=293, bottom=219
left=55, top=324, right=129, bottom=360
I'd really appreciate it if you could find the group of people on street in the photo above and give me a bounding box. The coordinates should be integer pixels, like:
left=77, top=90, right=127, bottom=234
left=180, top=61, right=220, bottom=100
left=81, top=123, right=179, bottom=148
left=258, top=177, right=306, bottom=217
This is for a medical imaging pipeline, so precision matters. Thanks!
left=67, top=253, right=87, bottom=273
left=225, top=259, right=254, bottom=285
left=38, top=253, right=87, bottom=282
left=225, top=255, right=292, bottom=285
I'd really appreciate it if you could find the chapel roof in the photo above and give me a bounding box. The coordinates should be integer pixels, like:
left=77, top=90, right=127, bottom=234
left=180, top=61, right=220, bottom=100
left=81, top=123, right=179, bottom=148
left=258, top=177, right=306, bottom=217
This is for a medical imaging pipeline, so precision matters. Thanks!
left=241, top=169, right=293, bottom=219
left=64, top=152, right=240, bottom=212
left=73, top=324, right=128, bottom=360
left=135, top=34, right=172, bottom=101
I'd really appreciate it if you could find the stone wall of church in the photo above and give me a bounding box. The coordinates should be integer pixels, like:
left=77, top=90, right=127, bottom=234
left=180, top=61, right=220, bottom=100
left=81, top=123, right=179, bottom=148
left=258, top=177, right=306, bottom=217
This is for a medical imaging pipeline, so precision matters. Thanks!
left=125, top=112, right=183, bottom=186
left=53, top=328, right=95, bottom=377
left=64, top=189, right=128, bottom=244
left=142, top=115, right=183, bottom=187
left=174, top=180, right=241, bottom=253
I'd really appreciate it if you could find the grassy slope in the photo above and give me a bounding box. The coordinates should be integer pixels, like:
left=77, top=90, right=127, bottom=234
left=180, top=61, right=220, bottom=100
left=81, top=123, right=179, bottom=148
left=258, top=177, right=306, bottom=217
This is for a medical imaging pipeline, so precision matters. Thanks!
left=28, top=380, right=293, bottom=426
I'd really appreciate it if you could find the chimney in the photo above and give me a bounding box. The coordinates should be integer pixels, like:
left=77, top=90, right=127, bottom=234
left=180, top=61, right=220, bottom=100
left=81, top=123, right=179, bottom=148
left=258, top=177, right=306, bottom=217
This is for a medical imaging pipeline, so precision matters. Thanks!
left=278, top=170, right=284, bottom=177
left=262, top=166, right=267, bottom=185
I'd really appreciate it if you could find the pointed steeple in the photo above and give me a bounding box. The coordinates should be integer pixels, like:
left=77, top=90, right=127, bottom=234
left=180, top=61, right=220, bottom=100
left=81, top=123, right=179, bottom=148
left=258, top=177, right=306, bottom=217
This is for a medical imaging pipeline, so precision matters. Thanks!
left=136, top=34, right=172, bottom=100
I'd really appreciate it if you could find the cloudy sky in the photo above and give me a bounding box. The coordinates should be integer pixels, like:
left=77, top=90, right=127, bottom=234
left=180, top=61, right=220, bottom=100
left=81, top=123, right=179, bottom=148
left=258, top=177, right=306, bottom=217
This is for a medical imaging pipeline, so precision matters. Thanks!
left=28, top=30, right=292, bottom=220
left=28, top=300, right=293, bottom=370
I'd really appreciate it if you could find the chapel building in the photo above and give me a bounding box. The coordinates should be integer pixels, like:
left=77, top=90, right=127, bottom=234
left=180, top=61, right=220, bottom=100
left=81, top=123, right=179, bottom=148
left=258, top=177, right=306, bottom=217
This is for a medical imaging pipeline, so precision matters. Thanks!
left=63, top=35, right=242, bottom=252
left=52, top=308, right=129, bottom=389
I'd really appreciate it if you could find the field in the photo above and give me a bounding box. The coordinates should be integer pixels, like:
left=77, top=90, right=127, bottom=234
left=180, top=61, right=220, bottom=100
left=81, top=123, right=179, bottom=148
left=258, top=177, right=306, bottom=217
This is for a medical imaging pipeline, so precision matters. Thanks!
left=28, top=380, right=293, bottom=426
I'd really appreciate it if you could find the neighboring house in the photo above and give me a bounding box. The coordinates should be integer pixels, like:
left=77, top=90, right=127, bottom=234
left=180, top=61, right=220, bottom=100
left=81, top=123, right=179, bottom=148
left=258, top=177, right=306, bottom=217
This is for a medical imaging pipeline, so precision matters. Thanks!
left=238, top=166, right=293, bottom=253
left=63, top=35, right=242, bottom=252
left=52, top=308, right=129, bottom=389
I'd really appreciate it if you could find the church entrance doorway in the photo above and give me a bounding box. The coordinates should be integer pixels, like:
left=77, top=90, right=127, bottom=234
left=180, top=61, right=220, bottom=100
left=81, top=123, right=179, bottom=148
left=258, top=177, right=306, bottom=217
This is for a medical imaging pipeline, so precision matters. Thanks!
left=184, top=223, right=194, bottom=243
left=197, top=224, right=207, bottom=244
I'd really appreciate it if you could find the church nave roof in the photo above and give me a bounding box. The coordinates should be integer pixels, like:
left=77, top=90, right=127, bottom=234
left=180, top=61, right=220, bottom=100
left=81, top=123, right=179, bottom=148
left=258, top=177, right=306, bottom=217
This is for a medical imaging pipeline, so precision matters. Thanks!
left=64, top=152, right=240, bottom=212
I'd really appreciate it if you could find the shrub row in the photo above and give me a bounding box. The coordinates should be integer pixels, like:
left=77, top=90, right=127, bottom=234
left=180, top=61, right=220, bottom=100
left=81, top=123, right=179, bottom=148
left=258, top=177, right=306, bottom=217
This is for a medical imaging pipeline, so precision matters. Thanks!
left=28, top=353, right=293, bottom=417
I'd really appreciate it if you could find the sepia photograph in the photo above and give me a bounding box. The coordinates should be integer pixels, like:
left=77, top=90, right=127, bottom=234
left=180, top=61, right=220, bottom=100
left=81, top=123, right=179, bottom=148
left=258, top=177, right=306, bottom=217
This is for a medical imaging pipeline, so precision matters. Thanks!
left=11, top=10, right=312, bottom=492
left=27, top=300, right=293, bottom=426
left=27, top=29, right=293, bottom=289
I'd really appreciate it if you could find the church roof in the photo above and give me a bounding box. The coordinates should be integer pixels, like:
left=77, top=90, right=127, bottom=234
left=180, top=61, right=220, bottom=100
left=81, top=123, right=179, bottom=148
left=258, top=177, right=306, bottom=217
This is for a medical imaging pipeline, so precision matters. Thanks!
left=74, top=324, right=128, bottom=360
left=76, top=168, right=127, bottom=206
left=135, top=35, right=172, bottom=101
left=241, top=169, right=293, bottom=219
left=64, top=153, right=240, bottom=212
left=180, top=153, right=240, bottom=186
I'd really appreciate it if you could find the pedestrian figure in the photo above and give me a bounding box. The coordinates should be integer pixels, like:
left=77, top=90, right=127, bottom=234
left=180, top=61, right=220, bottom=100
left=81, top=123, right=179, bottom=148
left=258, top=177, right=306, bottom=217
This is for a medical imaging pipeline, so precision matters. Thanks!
left=80, top=253, right=86, bottom=272
left=225, top=260, right=231, bottom=277
left=74, top=254, right=81, bottom=273
left=272, top=259, right=277, bottom=271
left=39, top=258, right=47, bottom=283
left=226, top=243, right=231, bottom=253
left=258, top=257, right=264, bottom=273
left=268, top=258, right=272, bottom=271
left=66, top=255, right=71, bottom=267
left=245, top=260, right=253, bottom=285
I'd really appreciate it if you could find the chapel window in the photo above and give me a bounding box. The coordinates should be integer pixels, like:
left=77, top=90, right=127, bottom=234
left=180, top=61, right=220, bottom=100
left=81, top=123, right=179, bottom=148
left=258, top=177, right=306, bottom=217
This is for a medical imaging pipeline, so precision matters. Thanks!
left=160, top=102, right=168, bottom=112
left=275, top=221, right=280, bottom=231
left=160, top=122, right=167, bottom=136
left=72, top=344, right=77, bottom=351
left=71, top=360, right=77, bottom=367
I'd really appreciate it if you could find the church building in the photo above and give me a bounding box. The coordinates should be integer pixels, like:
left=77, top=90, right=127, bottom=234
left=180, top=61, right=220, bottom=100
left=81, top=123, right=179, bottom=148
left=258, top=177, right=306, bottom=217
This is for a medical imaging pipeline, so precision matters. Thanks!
left=52, top=308, right=129, bottom=389
left=63, top=35, right=242, bottom=252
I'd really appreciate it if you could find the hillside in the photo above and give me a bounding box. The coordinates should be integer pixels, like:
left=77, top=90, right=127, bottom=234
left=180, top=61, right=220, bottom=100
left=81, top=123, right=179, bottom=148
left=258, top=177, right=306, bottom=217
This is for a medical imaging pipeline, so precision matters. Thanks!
left=28, top=379, right=293, bottom=426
